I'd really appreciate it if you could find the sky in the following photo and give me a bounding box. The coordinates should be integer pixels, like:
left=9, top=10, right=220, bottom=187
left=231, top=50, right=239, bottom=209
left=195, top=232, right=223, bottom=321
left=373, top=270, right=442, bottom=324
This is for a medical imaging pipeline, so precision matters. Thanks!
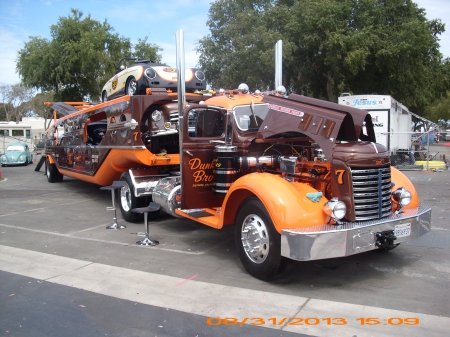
left=0, top=0, right=449, bottom=86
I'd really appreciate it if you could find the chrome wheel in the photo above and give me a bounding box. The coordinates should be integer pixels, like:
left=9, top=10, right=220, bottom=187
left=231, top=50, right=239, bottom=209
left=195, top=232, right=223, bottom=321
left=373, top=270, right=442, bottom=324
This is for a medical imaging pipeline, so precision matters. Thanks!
left=234, top=197, right=291, bottom=281
left=120, top=182, right=132, bottom=213
left=126, top=77, right=137, bottom=96
left=118, top=171, right=145, bottom=222
left=240, top=214, right=270, bottom=264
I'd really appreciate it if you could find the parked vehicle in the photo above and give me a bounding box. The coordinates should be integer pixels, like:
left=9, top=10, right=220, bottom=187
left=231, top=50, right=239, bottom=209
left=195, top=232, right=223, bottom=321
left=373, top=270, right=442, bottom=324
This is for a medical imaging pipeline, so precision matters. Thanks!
left=0, top=122, right=33, bottom=155
left=101, top=57, right=206, bottom=102
left=1, top=142, right=33, bottom=166
left=41, top=34, right=431, bottom=281
left=445, top=129, right=450, bottom=141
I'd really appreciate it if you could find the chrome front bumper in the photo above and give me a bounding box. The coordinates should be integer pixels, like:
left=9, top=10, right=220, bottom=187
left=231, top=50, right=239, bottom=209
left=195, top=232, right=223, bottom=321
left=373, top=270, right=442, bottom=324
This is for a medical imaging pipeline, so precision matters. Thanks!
left=281, top=206, right=431, bottom=261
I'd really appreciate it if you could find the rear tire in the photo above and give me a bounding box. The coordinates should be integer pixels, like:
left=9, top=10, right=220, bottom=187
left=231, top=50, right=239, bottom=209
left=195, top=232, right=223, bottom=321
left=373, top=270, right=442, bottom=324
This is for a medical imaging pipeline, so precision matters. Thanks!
left=234, top=197, right=291, bottom=281
left=45, top=157, right=63, bottom=183
left=119, top=172, right=146, bottom=222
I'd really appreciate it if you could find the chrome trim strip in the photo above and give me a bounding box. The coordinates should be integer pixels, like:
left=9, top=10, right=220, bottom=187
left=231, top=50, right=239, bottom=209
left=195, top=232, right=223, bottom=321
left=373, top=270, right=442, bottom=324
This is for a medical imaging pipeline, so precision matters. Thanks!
left=281, top=206, right=431, bottom=261
left=46, top=145, right=146, bottom=150
left=371, top=142, right=378, bottom=153
left=151, top=129, right=178, bottom=136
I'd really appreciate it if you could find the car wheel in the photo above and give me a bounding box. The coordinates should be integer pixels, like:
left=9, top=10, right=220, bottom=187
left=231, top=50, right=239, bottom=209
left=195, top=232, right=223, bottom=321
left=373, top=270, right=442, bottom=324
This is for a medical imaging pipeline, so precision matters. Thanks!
left=102, top=90, right=107, bottom=102
left=46, top=157, right=63, bottom=183
left=234, top=197, right=292, bottom=281
left=118, top=171, right=146, bottom=222
left=125, top=77, right=137, bottom=96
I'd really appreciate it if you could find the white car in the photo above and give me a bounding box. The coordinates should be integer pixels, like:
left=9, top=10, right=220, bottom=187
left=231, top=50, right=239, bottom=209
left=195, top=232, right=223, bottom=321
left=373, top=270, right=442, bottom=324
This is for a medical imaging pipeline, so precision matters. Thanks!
left=101, top=58, right=206, bottom=102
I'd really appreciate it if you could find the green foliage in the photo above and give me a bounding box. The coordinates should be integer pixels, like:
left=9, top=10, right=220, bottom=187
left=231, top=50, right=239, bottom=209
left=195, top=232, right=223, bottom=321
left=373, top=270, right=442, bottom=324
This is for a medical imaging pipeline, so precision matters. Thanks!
left=424, top=92, right=450, bottom=126
left=133, top=36, right=162, bottom=62
left=16, top=9, right=162, bottom=102
left=197, top=0, right=291, bottom=91
left=198, top=0, right=450, bottom=113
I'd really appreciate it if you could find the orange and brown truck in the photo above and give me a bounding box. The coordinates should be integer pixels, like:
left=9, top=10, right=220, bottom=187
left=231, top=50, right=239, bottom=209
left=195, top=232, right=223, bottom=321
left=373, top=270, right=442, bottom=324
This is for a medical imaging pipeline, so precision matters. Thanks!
left=42, top=85, right=431, bottom=280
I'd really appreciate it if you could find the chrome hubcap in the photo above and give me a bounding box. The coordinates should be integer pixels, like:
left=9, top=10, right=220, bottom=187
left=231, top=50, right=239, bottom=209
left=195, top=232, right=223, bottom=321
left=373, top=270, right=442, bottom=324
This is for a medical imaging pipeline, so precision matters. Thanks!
left=240, top=214, right=269, bottom=264
left=120, top=183, right=132, bottom=212
left=128, top=80, right=136, bottom=95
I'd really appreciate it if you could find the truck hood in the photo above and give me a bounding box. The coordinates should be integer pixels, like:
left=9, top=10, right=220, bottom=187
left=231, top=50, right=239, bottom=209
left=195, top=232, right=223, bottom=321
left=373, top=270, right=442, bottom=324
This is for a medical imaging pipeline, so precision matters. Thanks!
left=257, top=94, right=373, bottom=160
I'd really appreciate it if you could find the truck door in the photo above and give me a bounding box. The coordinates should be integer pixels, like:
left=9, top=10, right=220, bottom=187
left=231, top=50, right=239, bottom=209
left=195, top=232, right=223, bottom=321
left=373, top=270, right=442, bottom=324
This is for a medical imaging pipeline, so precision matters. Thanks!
left=181, top=106, right=227, bottom=209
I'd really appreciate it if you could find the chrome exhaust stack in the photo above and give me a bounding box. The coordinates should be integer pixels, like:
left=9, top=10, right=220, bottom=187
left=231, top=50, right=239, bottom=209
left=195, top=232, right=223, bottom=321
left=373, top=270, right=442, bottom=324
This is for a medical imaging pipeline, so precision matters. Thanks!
left=275, top=40, right=282, bottom=89
left=176, top=29, right=186, bottom=196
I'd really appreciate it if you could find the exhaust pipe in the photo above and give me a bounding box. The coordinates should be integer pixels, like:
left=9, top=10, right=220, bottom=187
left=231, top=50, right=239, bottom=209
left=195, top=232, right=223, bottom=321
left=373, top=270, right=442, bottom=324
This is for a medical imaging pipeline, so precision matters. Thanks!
left=275, top=40, right=282, bottom=89
left=176, top=29, right=186, bottom=195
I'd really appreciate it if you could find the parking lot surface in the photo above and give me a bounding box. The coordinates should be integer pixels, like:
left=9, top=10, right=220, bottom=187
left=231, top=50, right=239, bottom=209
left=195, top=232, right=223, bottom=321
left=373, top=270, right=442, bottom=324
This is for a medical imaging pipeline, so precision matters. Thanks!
left=1, top=155, right=449, bottom=336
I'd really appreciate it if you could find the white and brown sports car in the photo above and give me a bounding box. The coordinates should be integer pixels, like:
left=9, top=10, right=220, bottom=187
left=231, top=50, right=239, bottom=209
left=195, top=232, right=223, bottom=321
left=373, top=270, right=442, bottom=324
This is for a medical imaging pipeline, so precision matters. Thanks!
left=101, top=58, right=206, bottom=102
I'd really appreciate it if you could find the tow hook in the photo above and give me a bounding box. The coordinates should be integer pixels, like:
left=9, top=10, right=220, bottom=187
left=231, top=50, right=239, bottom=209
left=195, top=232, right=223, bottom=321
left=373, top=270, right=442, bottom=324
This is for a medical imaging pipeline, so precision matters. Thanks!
left=375, top=230, right=398, bottom=251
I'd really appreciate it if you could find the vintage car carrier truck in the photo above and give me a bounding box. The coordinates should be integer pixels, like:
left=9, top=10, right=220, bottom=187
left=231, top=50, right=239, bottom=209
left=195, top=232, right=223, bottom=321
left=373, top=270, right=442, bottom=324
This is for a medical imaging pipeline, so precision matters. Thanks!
left=42, top=34, right=431, bottom=281
left=42, top=87, right=432, bottom=280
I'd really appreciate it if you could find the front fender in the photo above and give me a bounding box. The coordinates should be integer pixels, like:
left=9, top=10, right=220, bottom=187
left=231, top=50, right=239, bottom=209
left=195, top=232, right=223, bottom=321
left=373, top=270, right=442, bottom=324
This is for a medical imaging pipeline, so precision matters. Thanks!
left=390, top=166, right=420, bottom=208
left=221, top=173, right=328, bottom=233
left=45, top=154, right=56, bottom=165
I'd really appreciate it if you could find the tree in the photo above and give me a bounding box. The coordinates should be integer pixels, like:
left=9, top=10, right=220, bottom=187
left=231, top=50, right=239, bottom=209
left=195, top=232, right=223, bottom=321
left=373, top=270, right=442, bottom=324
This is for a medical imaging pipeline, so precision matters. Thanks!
left=0, top=103, right=8, bottom=121
left=198, top=0, right=450, bottom=112
left=424, top=92, right=450, bottom=126
left=30, top=91, right=57, bottom=130
left=0, top=83, right=35, bottom=122
left=133, top=36, right=162, bottom=62
left=16, top=9, right=162, bottom=102
left=197, top=0, right=292, bottom=91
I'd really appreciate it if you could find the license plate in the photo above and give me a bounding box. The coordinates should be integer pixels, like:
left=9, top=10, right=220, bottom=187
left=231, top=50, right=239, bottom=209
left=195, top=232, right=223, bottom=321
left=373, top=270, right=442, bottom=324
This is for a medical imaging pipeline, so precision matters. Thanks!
left=395, top=223, right=411, bottom=238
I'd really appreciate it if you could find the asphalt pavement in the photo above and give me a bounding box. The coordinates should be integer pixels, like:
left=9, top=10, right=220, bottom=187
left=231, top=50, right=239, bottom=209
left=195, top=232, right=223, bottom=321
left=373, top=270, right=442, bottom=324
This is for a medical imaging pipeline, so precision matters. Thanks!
left=0, top=154, right=449, bottom=337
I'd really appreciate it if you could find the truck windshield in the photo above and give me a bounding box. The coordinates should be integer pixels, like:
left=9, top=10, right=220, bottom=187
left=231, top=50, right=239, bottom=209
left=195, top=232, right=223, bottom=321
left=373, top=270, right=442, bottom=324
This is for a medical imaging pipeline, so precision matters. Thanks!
left=234, top=104, right=269, bottom=131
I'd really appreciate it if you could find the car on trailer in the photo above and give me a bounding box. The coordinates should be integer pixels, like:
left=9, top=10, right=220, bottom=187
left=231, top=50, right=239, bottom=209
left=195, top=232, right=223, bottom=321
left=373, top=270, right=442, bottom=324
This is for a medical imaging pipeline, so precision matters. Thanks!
left=101, top=57, right=206, bottom=102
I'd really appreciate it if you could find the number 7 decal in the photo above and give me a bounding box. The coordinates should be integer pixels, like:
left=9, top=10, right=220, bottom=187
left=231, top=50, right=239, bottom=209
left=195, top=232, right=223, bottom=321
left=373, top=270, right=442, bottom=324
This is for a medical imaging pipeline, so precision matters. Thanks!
left=335, top=169, right=345, bottom=185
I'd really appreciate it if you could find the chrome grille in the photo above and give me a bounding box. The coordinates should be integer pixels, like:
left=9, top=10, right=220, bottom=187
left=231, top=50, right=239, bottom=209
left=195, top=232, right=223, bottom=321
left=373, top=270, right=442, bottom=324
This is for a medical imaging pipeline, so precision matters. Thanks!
left=350, top=167, right=391, bottom=221
left=170, top=112, right=179, bottom=123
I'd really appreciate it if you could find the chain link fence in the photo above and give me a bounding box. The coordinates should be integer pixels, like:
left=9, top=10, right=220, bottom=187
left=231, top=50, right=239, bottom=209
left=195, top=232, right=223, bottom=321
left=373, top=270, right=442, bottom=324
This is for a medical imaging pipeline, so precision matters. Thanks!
left=388, top=131, right=449, bottom=171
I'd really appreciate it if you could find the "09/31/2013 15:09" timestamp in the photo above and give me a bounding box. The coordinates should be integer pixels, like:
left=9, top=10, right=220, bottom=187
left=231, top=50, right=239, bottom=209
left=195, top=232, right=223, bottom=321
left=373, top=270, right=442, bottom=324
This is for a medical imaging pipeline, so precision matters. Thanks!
left=206, top=317, right=420, bottom=326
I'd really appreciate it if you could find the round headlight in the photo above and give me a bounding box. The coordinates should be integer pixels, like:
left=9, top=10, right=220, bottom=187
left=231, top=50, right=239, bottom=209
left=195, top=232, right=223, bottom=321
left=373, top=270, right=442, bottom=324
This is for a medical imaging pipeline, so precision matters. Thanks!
left=392, top=187, right=411, bottom=207
left=332, top=201, right=347, bottom=219
left=195, top=70, right=205, bottom=81
left=152, top=110, right=162, bottom=122
left=324, top=197, right=347, bottom=220
left=145, top=68, right=157, bottom=79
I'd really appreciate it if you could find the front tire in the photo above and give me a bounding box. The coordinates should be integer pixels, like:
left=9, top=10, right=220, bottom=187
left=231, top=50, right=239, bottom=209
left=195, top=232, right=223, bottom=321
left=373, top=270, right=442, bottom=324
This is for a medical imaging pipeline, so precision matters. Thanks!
left=125, top=77, right=137, bottom=96
left=45, top=157, right=63, bottom=183
left=119, top=172, right=145, bottom=222
left=101, top=90, right=108, bottom=102
left=234, top=197, right=291, bottom=281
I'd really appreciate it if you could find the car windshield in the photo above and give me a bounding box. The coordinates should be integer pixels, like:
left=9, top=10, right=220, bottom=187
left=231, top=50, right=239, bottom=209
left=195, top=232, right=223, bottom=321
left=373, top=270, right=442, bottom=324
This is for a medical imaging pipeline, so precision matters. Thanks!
left=7, top=145, right=25, bottom=151
left=234, top=103, right=269, bottom=131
